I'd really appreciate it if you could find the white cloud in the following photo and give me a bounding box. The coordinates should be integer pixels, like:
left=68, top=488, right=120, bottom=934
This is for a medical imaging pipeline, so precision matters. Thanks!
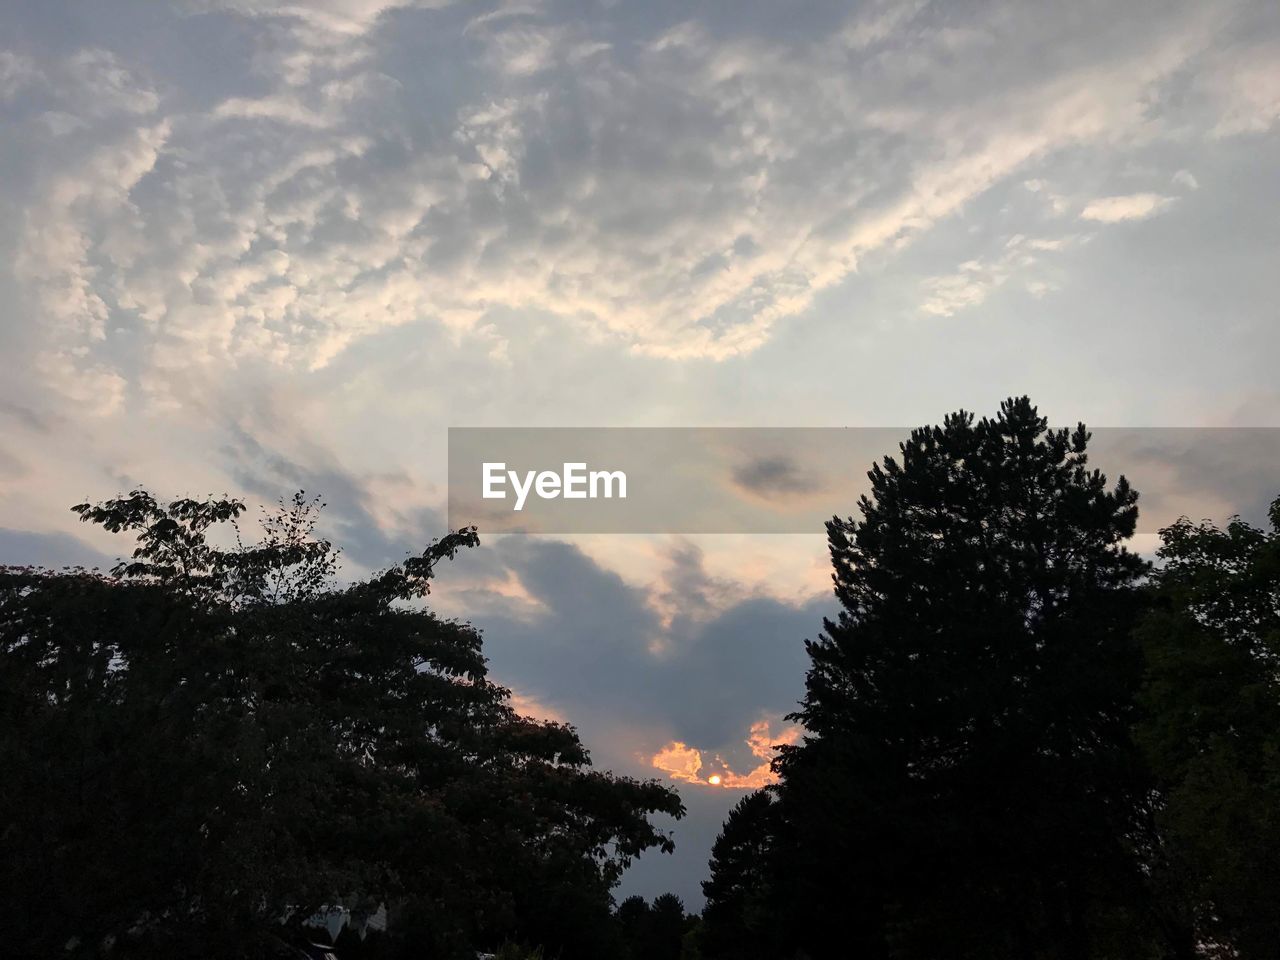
left=1, top=0, right=1271, bottom=415
left=921, top=260, right=1008, bottom=318
left=1202, top=40, right=1280, bottom=136
left=196, top=0, right=438, bottom=38
left=0, top=50, right=40, bottom=101
left=1079, top=192, right=1177, bottom=222
left=65, top=49, right=159, bottom=116
left=213, top=95, right=332, bottom=127
left=919, top=233, right=1081, bottom=317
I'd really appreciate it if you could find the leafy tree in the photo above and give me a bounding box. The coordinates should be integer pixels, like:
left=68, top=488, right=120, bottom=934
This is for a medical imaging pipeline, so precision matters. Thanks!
left=1136, top=498, right=1280, bottom=956
left=0, top=490, right=683, bottom=959
left=765, top=398, right=1156, bottom=958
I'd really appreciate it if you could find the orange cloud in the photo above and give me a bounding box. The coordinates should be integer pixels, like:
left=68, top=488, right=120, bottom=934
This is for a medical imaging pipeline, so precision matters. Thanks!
left=746, top=718, right=801, bottom=760
left=508, top=690, right=566, bottom=724
left=649, top=718, right=801, bottom=789
left=651, top=740, right=705, bottom=783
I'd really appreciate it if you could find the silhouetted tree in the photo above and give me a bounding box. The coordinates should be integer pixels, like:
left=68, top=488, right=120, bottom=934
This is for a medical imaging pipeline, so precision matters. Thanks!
left=766, top=398, right=1156, bottom=958
left=0, top=490, right=683, bottom=959
left=616, top=894, right=653, bottom=958
left=650, top=893, right=691, bottom=959
left=1136, top=498, right=1280, bottom=956
left=614, top=892, right=695, bottom=960
left=701, top=790, right=780, bottom=959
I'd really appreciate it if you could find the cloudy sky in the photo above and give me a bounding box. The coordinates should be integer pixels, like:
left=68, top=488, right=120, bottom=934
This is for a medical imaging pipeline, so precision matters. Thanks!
left=2, top=0, right=1279, bottom=905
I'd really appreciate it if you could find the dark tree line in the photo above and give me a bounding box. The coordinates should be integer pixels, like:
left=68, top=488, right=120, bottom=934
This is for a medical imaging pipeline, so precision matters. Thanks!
left=614, top=893, right=700, bottom=960
left=6, top=398, right=1279, bottom=960
left=1, top=492, right=683, bottom=959
left=701, top=398, right=1280, bottom=959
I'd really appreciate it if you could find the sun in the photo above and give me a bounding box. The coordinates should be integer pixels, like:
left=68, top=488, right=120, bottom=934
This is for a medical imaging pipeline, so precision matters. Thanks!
left=707, top=774, right=722, bottom=785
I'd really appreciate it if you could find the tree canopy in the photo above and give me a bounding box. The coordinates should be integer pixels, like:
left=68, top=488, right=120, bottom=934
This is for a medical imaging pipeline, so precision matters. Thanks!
left=1136, top=499, right=1280, bottom=955
left=9, top=401, right=1280, bottom=960
left=703, top=398, right=1229, bottom=959
left=700, top=790, right=780, bottom=959
left=774, top=398, right=1153, bottom=957
left=0, top=491, right=683, bottom=959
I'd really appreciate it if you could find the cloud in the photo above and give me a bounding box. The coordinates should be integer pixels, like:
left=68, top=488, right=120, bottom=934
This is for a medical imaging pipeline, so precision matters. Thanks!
left=0, top=527, right=113, bottom=570
left=2, top=0, right=1278, bottom=909
left=1023, top=178, right=1070, bottom=215
left=222, top=415, right=448, bottom=571
left=212, top=95, right=333, bottom=127
left=424, top=530, right=823, bottom=904
left=1079, top=192, right=1177, bottom=222
left=0, top=399, right=59, bottom=434
left=1200, top=40, right=1280, bottom=137
left=1, top=0, right=1261, bottom=411
left=507, top=688, right=565, bottom=724
left=651, top=741, right=705, bottom=784
left=195, top=0, right=446, bottom=51
left=443, top=534, right=824, bottom=761
left=649, top=540, right=737, bottom=635
left=919, top=232, right=1083, bottom=317
left=0, top=51, right=40, bottom=101
left=730, top=455, right=822, bottom=499
left=920, top=260, right=1008, bottom=317
left=649, top=717, right=801, bottom=790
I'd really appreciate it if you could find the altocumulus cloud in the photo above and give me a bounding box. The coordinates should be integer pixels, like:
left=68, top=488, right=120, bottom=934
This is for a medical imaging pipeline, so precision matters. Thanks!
left=1080, top=193, right=1178, bottom=223
left=4, top=0, right=1280, bottom=420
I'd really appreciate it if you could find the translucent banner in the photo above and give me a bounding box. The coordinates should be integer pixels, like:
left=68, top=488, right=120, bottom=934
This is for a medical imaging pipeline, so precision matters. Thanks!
left=448, top=427, right=1280, bottom=534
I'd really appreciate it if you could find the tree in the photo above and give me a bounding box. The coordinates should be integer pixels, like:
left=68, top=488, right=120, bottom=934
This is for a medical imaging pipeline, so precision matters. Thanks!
left=1136, top=498, right=1280, bottom=956
left=701, top=790, right=779, bottom=959
left=766, top=398, right=1156, bottom=958
left=614, top=892, right=694, bottom=960
left=648, top=893, right=692, bottom=960
left=0, top=490, right=683, bottom=959
left=616, top=894, right=653, bottom=958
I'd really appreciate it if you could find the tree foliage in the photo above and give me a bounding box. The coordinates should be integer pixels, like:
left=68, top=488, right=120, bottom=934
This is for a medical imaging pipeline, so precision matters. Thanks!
left=700, top=790, right=780, bottom=959
left=705, top=398, right=1160, bottom=958
left=1137, top=499, right=1280, bottom=955
left=614, top=892, right=698, bottom=960
left=0, top=490, right=683, bottom=959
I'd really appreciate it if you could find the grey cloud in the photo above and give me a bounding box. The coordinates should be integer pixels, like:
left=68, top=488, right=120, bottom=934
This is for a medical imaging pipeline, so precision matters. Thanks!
left=448, top=533, right=828, bottom=908
left=0, top=399, right=58, bottom=433
left=655, top=540, right=734, bottom=627
left=1089, top=429, right=1280, bottom=533
left=223, top=422, right=448, bottom=571
left=464, top=536, right=825, bottom=757
left=0, top=527, right=114, bottom=570
left=731, top=455, right=822, bottom=499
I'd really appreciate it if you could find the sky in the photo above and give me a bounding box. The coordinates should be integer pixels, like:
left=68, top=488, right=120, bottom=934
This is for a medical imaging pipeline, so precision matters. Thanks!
left=2, top=0, right=1279, bottom=907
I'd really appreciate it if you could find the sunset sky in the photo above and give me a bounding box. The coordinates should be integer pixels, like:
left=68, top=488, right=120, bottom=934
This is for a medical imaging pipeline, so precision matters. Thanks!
left=2, top=0, right=1279, bottom=905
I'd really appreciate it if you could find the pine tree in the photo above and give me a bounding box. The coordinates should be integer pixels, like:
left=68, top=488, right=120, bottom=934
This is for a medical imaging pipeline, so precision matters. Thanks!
left=701, top=790, right=780, bottom=959
left=771, top=398, right=1154, bottom=958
